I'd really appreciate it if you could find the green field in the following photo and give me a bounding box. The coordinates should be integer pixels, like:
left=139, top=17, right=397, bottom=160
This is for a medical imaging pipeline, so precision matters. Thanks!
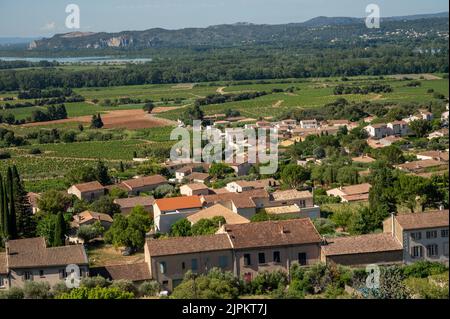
left=1, top=75, right=448, bottom=122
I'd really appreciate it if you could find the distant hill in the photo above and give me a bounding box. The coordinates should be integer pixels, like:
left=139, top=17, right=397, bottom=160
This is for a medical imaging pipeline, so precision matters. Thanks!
left=27, top=12, right=449, bottom=51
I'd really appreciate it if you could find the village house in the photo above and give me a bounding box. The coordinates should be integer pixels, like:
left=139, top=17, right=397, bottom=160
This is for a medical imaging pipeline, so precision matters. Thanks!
left=416, top=150, right=449, bottom=163
left=27, top=192, right=41, bottom=214
left=120, top=175, right=168, bottom=196
left=0, top=237, right=89, bottom=290
left=71, top=210, right=113, bottom=230
left=175, top=164, right=210, bottom=182
left=144, top=219, right=322, bottom=291
left=383, top=210, right=449, bottom=264
left=186, top=172, right=211, bottom=183
left=67, top=181, right=106, bottom=202
left=187, top=204, right=250, bottom=225
left=180, top=183, right=210, bottom=196
left=281, top=119, right=297, bottom=127
left=90, top=263, right=151, bottom=286
left=153, top=196, right=203, bottom=233
left=225, top=178, right=279, bottom=193
left=364, top=123, right=389, bottom=139
left=395, top=159, right=448, bottom=173
left=322, top=210, right=449, bottom=266
left=387, top=120, right=409, bottom=136
left=300, top=119, right=318, bottom=129
left=113, top=196, right=155, bottom=216
left=321, top=233, right=404, bottom=266
left=201, top=189, right=270, bottom=219
left=327, top=183, right=372, bottom=203
left=428, top=128, right=449, bottom=140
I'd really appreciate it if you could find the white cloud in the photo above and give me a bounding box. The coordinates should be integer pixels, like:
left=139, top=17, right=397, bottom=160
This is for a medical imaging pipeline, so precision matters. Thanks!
left=41, top=22, right=56, bottom=31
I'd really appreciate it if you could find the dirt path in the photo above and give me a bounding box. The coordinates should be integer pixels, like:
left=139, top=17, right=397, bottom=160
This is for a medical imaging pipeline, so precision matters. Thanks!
left=217, top=86, right=227, bottom=95
left=370, top=94, right=383, bottom=101
left=272, top=100, right=284, bottom=108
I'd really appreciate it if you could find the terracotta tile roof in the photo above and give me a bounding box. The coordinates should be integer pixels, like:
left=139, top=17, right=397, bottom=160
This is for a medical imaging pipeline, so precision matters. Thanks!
left=322, top=233, right=403, bottom=256
left=72, top=181, right=104, bottom=193
left=233, top=178, right=278, bottom=189
left=90, top=262, right=151, bottom=282
left=340, top=183, right=372, bottom=196
left=342, top=193, right=370, bottom=202
left=370, top=123, right=387, bottom=128
left=75, top=210, right=113, bottom=225
left=154, top=196, right=202, bottom=212
left=396, top=159, right=446, bottom=171
left=395, top=210, right=449, bottom=230
left=187, top=204, right=250, bottom=225
left=188, top=172, right=210, bottom=181
left=182, top=183, right=209, bottom=191
left=113, top=196, right=155, bottom=208
left=271, top=190, right=313, bottom=201
left=146, top=234, right=232, bottom=257
left=0, top=253, right=7, bottom=274
left=265, top=205, right=301, bottom=215
left=222, top=219, right=322, bottom=249
left=122, top=175, right=167, bottom=190
left=202, top=189, right=269, bottom=208
left=6, top=237, right=88, bottom=268
left=417, top=151, right=449, bottom=162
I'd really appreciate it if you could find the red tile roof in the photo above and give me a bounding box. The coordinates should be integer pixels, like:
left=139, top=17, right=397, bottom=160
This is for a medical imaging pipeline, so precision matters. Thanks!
left=121, top=175, right=167, bottom=190
left=90, top=262, right=151, bottom=282
left=113, top=196, right=155, bottom=208
left=322, top=233, right=403, bottom=256
left=154, top=196, right=202, bottom=212
left=395, top=210, right=449, bottom=230
left=222, top=219, right=322, bottom=249
left=72, top=181, right=104, bottom=193
left=146, top=234, right=232, bottom=257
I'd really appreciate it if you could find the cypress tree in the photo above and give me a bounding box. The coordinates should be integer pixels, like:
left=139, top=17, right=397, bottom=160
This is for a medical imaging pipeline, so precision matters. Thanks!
left=7, top=167, right=17, bottom=239
left=53, top=212, right=66, bottom=247
left=12, top=166, right=35, bottom=238
left=2, top=182, right=9, bottom=240
left=0, top=174, right=4, bottom=238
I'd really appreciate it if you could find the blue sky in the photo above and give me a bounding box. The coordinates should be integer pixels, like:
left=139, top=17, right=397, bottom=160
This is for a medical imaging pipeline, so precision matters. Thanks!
left=0, top=0, right=448, bottom=37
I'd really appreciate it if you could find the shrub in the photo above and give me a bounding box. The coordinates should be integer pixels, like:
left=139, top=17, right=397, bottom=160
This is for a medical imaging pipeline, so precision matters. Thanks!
left=110, top=280, right=137, bottom=295
left=402, top=261, right=448, bottom=278
left=0, top=151, right=11, bottom=159
left=23, top=281, right=52, bottom=299
left=249, top=270, right=288, bottom=295
left=56, top=286, right=134, bottom=299
left=81, top=275, right=110, bottom=288
left=52, top=281, right=71, bottom=297
left=29, top=148, right=42, bottom=155
left=139, top=281, right=161, bottom=297
left=0, top=287, right=24, bottom=299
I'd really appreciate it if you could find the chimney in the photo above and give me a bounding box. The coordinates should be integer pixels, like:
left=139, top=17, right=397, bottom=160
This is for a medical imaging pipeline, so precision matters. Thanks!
left=391, top=212, right=396, bottom=238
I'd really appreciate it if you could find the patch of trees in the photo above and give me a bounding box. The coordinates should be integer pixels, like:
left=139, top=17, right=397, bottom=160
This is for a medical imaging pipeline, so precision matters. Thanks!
left=29, top=104, right=68, bottom=123
left=195, top=91, right=269, bottom=107
left=333, top=83, right=393, bottom=95
left=18, top=88, right=74, bottom=99
left=0, top=128, right=27, bottom=147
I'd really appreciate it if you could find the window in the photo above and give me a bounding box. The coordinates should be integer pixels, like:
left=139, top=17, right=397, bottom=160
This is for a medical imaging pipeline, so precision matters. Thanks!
left=159, top=262, right=167, bottom=274
left=191, top=259, right=198, bottom=272
left=426, top=231, right=438, bottom=239
left=298, top=253, right=307, bottom=266
left=23, top=271, right=33, bottom=281
left=411, top=246, right=423, bottom=258
left=273, top=251, right=281, bottom=263
left=299, top=200, right=306, bottom=208
left=181, top=262, right=186, bottom=270
left=410, top=232, right=422, bottom=240
left=427, top=244, right=439, bottom=257
left=58, top=269, right=66, bottom=279
left=244, top=254, right=252, bottom=266
left=258, top=253, right=266, bottom=264
left=0, top=277, right=4, bottom=288
left=441, top=229, right=449, bottom=238
left=39, top=270, right=45, bottom=278
left=219, top=256, right=228, bottom=268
